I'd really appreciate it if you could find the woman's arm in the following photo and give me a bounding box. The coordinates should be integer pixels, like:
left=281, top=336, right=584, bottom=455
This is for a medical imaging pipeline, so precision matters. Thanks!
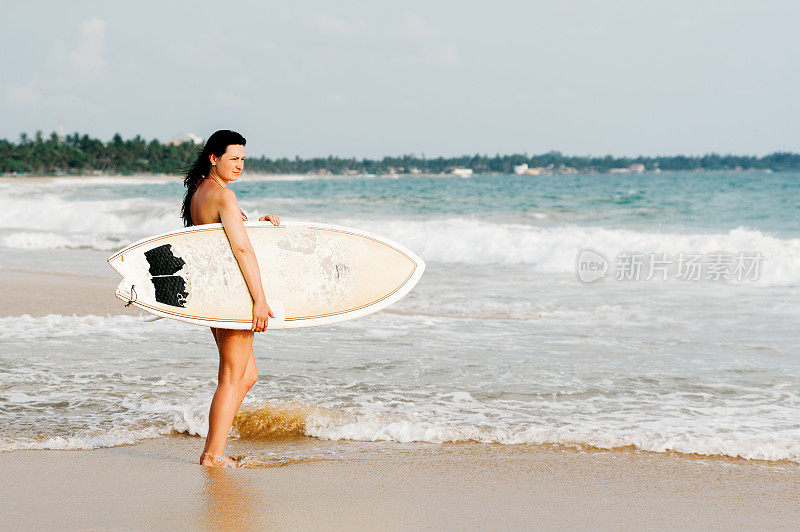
left=216, top=188, right=274, bottom=332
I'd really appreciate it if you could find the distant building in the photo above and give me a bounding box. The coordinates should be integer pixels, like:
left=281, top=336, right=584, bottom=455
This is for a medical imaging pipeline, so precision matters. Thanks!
left=611, top=163, right=645, bottom=174
left=166, top=132, right=203, bottom=146
left=525, top=166, right=551, bottom=176
left=629, top=163, right=645, bottom=173
left=513, top=163, right=529, bottom=175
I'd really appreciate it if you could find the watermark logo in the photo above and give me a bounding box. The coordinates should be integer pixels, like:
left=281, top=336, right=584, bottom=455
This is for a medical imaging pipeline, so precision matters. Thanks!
left=576, top=248, right=609, bottom=283
left=576, top=249, right=763, bottom=283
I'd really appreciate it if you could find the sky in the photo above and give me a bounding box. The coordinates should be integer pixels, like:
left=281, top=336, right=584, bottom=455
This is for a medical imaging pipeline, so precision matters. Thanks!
left=2, top=1, right=798, bottom=158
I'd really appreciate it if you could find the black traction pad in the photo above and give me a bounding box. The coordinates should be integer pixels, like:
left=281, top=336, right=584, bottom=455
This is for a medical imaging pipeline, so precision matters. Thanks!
left=151, top=276, right=188, bottom=307
left=145, top=244, right=185, bottom=276
left=145, top=244, right=188, bottom=307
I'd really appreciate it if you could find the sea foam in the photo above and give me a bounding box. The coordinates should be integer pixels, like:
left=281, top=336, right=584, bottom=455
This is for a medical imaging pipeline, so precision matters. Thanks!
left=346, top=218, right=800, bottom=285
left=4, top=396, right=799, bottom=462
left=1, top=195, right=798, bottom=286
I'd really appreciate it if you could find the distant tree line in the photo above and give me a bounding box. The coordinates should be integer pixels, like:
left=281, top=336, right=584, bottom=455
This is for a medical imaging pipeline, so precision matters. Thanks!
left=2, top=131, right=800, bottom=176
left=0, top=132, right=196, bottom=175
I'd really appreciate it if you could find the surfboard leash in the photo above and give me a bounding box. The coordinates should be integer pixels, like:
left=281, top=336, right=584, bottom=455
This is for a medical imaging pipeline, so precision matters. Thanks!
left=124, top=285, right=137, bottom=307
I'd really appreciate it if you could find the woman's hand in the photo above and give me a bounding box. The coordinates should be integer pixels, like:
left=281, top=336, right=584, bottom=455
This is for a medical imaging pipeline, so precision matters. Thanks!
left=259, top=214, right=281, bottom=226
left=251, top=299, right=275, bottom=332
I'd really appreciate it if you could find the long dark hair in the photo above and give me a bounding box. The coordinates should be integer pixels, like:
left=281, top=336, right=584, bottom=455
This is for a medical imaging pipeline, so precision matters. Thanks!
left=181, top=129, right=246, bottom=226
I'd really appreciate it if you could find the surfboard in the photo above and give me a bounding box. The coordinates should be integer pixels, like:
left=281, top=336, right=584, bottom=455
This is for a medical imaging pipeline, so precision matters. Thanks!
left=107, top=222, right=425, bottom=329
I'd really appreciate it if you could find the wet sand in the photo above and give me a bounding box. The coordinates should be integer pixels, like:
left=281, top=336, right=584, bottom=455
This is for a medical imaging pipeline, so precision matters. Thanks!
left=1, top=269, right=799, bottom=529
left=0, top=268, right=138, bottom=317
left=1, top=435, right=799, bottom=530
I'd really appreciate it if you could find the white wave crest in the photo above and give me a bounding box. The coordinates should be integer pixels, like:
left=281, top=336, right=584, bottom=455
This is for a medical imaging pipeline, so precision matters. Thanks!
left=1, top=186, right=798, bottom=286
left=1, top=231, right=123, bottom=250
left=304, top=410, right=800, bottom=462
left=343, top=218, right=800, bottom=285
left=0, top=194, right=180, bottom=235
left=31, top=176, right=177, bottom=187
left=0, top=408, right=209, bottom=451
left=0, top=314, right=182, bottom=340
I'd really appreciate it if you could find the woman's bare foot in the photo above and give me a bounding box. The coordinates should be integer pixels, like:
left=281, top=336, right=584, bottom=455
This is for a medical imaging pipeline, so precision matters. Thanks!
left=200, top=452, right=238, bottom=468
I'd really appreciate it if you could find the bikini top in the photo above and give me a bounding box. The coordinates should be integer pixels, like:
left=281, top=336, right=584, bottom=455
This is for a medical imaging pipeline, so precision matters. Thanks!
left=201, top=175, right=247, bottom=221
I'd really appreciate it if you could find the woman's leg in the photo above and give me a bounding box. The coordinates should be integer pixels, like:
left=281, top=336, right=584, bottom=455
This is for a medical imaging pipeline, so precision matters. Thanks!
left=210, top=328, right=259, bottom=417
left=200, top=328, right=259, bottom=467
left=211, top=327, right=258, bottom=392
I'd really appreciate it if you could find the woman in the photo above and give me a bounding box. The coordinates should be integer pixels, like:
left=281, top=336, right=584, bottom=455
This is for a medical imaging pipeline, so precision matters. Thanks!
left=181, top=129, right=281, bottom=468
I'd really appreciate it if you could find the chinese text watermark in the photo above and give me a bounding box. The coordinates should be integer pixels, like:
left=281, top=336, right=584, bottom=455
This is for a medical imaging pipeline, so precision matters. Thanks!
left=576, top=249, right=763, bottom=283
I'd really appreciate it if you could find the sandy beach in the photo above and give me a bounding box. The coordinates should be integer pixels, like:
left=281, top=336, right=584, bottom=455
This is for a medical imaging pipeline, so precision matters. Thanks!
left=1, top=433, right=799, bottom=530
left=0, top=268, right=139, bottom=317
left=1, top=267, right=799, bottom=529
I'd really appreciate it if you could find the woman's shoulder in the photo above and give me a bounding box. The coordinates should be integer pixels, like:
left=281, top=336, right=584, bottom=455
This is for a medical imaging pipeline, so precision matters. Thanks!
left=210, top=187, right=243, bottom=218
left=192, top=183, right=238, bottom=216
left=204, top=184, right=238, bottom=204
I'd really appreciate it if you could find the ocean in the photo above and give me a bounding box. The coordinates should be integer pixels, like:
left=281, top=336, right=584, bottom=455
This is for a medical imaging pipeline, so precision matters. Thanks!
left=1, top=171, right=798, bottom=462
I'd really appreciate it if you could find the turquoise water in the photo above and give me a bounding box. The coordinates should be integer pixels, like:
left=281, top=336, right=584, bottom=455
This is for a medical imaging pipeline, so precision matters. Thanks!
left=59, top=171, right=799, bottom=236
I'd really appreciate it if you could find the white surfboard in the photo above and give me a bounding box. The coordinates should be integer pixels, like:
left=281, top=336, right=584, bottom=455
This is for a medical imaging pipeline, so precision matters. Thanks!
left=107, top=222, right=425, bottom=329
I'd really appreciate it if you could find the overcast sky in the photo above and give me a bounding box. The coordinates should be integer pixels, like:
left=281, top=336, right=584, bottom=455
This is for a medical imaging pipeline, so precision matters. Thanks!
left=2, top=1, right=798, bottom=158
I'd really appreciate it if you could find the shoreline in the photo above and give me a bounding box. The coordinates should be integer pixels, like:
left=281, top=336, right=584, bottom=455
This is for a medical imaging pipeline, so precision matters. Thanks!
left=1, top=434, right=798, bottom=529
